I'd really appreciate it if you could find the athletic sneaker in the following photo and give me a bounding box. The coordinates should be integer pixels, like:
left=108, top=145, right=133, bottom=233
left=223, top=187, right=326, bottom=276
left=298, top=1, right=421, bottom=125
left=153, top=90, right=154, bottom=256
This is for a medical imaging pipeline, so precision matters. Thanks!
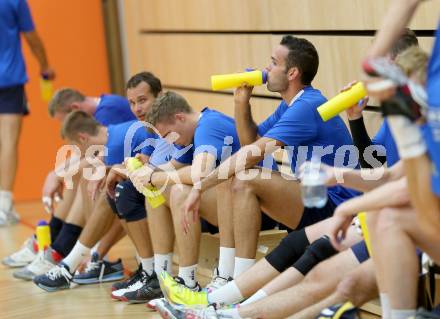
left=317, top=302, right=359, bottom=319
left=0, top=208, right=20, bottom=226
left=146, top=298, right=162, bottom=310
left=111, top=263, right=142, bottom=291
left=111, top=279, right=143, bottom=301
left=155, top=298, right=220, bottom=319
left=73, top=252, right=124, bottom=284
left=13, top=248, right=58, bottom=281
left=205, top=268, right=232, bottom=293
left=2, top=236, right=38, bottom=267
left=33, top=263, right=75, bottom=292
left=159, top=271, right=207, bottom=306
left=119, top=270, right=163, bottom=304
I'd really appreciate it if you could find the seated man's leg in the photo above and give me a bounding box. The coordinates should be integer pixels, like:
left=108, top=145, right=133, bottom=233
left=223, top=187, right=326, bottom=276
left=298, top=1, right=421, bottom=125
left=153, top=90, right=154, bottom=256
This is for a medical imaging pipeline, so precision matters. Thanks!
left=220, top=248, right=361, bottom=319
left=115, top=180, right=154, bottom=276
left=147, top=185, right=174, bottom=276
left=231, top=170, right=336, bottom=275
left=208, top=218, right=361, bottom=305
left=169, top=183, right=218, bottom=288
left=375, top=206, right=440, bottom=319
left=94, top=218, right=126, bottom=260
left=290, top=259, right=377, bottom=319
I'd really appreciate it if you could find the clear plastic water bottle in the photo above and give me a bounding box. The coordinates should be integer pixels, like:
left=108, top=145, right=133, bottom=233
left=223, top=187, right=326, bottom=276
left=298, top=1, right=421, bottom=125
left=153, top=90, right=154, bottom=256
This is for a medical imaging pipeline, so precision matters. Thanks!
left=300, top=158, right=328, bottom=208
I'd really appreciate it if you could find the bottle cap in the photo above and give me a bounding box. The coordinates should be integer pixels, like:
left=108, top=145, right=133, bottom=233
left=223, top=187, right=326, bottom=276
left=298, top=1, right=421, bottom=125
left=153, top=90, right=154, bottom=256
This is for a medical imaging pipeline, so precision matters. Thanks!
left=37, top=220, right=48, bottom=226
left=262, top=70, right=268, bottom=84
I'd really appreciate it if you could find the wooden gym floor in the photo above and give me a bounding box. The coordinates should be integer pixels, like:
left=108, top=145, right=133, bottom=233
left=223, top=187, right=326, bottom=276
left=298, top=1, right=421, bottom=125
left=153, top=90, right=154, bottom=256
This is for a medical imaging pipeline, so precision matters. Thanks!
left=0, top=201, right=379, bottom=319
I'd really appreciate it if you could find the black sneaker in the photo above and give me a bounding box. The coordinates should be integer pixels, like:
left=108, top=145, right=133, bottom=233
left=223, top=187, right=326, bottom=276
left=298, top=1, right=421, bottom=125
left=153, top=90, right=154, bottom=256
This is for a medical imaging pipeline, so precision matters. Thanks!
left=111, top=263, right=142, bottom=292
left=33, top=262, right=74, bottom=292
left=120, top=270, right=163, bottom=304
left=73, top=252, right=124, bottom=284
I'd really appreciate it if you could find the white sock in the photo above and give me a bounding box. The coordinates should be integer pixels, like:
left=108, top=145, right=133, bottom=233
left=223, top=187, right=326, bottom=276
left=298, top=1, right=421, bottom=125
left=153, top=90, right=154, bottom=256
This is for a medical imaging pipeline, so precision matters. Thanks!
left=218, top=247, right=235, bottom=278
left=178, top=264, right=197, bottom=288
left=217, top=308, right=242, bottom=319
left=62, top=241, right=91, bottom=273
left=208, top=280, right=244, bottom=304
left=154, top=253, right=173, bottom=275
left=241, top=289, right=267, bottom=305
left=380, top=293, right=391, bottom=319
left=391, top=309, right=416, bottom=319
left=140, top=257, right=154, bottom=276
left=387, top=116, right=427, bottom=159
left=0, top=190, right=13, bottom=212
left=233, top=257, right=255, bottom=278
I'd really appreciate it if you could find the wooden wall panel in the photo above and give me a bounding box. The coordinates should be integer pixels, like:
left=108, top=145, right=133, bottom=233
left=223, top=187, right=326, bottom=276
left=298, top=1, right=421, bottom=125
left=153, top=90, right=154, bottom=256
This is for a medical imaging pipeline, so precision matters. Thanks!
left=132, top=34, right=433, bottom=99
left=131, top=0, right=439, bottom=31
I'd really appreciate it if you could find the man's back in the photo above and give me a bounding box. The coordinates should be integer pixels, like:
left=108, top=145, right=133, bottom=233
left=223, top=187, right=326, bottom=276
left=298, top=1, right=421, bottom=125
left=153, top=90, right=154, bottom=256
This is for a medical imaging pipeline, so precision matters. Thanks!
left=0, top=0, right=35, bottom=88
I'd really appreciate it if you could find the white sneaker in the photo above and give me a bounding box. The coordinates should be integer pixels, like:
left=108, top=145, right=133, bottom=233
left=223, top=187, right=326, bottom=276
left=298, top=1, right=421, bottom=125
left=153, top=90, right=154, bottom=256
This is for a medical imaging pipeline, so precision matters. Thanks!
left=146, top=297, right=162, bottom=310
left=0, top=208, right=20, bottom=226
left=2, top=236, right=38, bottom=267
left=111, top=279, right=143, bottom=300
left=205, top=267, right=232, bottom=292
left=13, top=248, right=57, bottom=281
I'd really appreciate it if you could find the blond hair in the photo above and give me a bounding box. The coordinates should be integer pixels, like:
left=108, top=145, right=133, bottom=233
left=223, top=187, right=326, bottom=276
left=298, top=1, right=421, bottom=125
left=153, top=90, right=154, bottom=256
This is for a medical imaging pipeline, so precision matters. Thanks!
left=61, top=110, right=100, bottom=141
left=146, top=91, right=193, bottom=126
left=395, top=46, right=429, bottom=83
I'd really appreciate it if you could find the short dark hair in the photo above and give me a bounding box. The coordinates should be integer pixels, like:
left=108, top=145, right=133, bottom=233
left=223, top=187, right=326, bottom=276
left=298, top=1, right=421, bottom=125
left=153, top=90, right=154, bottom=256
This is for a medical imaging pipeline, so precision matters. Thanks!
left=280, top=35, right=319, bottom=85
left=390, top=28, right=419, bottom=59
left=146, top=91, right=192, bottom=127
left=61, top=110, right=101, bottom=141
left=126, top=71, right=162, bottom=97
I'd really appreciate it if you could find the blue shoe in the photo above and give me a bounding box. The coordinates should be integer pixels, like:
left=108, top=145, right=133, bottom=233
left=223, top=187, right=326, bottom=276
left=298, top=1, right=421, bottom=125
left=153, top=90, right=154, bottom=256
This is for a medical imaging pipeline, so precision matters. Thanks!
left=73, top=252, right=124, bottom=284
left=33, top=263, right=74, bottom=292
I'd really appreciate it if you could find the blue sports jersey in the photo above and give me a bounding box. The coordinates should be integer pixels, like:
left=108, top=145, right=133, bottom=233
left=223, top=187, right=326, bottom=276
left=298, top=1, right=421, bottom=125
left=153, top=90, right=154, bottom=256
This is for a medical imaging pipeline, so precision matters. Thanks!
left=174, top=108, right=241, bottom=166
left=0, top=0, right=35, bottom=88
left=426, top=22, right=440, bottom=196
left=105, top=120, right=171, bottom=166
left=258, top=86, right=359, bottom=205
left=94, top=94, right=136, bottom=126
left=175, top=108, right=277, bottom=170
left=372, top=119, right=400, bottom=167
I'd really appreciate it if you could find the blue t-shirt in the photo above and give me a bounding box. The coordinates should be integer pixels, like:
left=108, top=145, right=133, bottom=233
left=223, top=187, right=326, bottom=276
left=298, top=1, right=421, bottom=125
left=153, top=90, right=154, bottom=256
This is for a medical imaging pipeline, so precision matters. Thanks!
left=94, top=94, right=136, bottom=127
left=105, top=120, right=171, bottom=166
left=372, top=119, right=400, bottom=167
left=258, top=86, right=359, bottom=205
left=0, top=0, right=35, bottom=88
left=175, top=108, right=242, bottom=166
left=174, top=108, right=277, bottom=170
left=426, top=22, right=440, bottom=196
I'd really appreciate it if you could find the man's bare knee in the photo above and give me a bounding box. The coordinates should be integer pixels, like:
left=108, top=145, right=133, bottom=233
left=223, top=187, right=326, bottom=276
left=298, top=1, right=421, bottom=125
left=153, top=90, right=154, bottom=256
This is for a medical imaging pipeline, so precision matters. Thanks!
left=231, top=175, right=255, bottom=195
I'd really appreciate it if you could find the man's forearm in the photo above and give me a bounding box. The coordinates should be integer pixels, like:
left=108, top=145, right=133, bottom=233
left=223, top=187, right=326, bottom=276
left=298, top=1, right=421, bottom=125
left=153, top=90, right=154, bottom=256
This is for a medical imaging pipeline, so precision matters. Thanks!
left=24, top=31, right=49, bottom=70
left=235, top=102, right=259, bottom=145
left=336, top=167, right=391, bottom=192
left=367, top=0, right=421, bottom=57
left=337, top=177, right=410, bottom=216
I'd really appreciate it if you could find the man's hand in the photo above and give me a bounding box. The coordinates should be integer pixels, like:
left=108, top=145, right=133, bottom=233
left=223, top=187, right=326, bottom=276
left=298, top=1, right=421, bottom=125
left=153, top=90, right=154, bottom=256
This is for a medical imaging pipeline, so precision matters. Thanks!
left=88, top=178, right=106, bottom=201
left=234, top=84, right=254, bottom=106
left=328, top=214, right=355, bottom=251
left=42, top=171, right=64, bottom=214
left=106, top=165, right=127, bottom=199
left=182, top=187, right=202, bottom=234
left=41, top=68, right=56, bottom=80
left=126, top=163, right=154, bottom=194
left=342, top=81, right=369, bottom=120
left=298, top=162, right=339, bottom=187
left=135, top=153, right=150, bottom=165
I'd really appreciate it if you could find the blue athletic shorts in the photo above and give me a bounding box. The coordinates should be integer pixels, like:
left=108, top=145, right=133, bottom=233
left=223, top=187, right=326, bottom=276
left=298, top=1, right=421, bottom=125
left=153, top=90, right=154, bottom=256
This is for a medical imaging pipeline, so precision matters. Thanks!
left=0, top=85, right=29, bottom=115
left=350, top=240, right=369, bottom=263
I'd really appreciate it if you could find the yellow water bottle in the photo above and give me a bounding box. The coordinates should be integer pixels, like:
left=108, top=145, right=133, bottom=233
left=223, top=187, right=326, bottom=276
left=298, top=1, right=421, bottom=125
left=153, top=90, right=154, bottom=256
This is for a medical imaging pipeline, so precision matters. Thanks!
left=317, top=82, right=367, bottom=122
left=126, top=157, right=166, bottom=208
left=40, top=73, right=53, bottom=102
left=211, top=69, right=268, bottom=91
left=36, top=220, right=51, bottom=252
